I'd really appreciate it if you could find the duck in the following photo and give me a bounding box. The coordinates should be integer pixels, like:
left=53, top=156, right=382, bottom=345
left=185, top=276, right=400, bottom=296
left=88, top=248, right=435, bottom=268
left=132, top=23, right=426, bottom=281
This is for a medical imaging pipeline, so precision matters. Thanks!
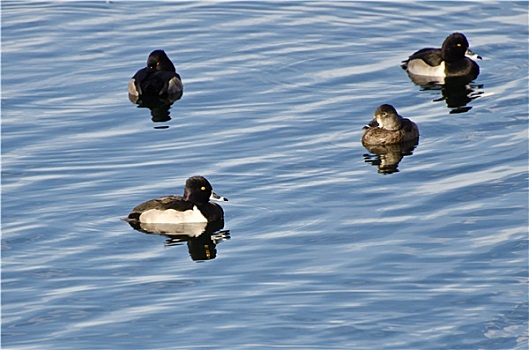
left=128, top=50, right=183, bottom=99
left=126, top=176, right=227, bottom=224
left=362, top=104, right=419, bottom=145
left=401, top=32, right=480, bottom=82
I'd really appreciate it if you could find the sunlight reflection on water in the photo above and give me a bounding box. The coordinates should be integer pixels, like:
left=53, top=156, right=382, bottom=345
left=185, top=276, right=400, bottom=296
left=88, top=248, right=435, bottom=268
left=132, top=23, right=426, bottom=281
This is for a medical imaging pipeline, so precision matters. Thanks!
left=2, top=1, right=527, bottom=349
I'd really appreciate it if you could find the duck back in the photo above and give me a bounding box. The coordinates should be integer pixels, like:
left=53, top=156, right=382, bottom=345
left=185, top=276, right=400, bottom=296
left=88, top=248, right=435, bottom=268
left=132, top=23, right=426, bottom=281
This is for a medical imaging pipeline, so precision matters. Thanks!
left=362, top=118, right=419, bottom=145
left=132, top=67, right=181, bottom=96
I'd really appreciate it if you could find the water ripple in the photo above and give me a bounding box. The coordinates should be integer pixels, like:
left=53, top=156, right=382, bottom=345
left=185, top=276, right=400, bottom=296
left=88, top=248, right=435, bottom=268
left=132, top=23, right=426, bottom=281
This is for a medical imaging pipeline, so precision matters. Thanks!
left=2, top=1, right=527, bottom=350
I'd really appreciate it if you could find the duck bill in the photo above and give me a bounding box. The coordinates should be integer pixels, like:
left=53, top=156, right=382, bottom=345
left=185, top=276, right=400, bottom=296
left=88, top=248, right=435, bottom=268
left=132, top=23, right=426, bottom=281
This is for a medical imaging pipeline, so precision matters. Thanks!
left=465, top=48, right=482, bottom=60
left=210, top=191, right=228, bottom=202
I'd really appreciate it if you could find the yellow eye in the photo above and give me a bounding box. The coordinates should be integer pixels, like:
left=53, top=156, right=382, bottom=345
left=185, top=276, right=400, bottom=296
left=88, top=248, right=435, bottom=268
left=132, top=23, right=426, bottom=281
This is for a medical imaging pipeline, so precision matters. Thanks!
left=201, top=186, right=206, bottom=191
left=457, top=43, right=461, bottom=47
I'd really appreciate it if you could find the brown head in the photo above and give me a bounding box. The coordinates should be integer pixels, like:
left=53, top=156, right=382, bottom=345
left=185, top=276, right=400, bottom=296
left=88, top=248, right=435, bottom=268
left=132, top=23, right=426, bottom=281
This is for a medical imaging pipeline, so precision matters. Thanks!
left=374, top=104, right=403, bottom=131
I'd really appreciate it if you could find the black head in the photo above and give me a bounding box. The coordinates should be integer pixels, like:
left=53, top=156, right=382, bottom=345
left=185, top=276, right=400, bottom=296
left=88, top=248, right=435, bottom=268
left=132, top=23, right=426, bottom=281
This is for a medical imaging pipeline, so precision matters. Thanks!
left=183, top=176, right=214, bottom=205
left=146, top=50, right=176, bottom=72
left=441, top=33, right=470, bottom=62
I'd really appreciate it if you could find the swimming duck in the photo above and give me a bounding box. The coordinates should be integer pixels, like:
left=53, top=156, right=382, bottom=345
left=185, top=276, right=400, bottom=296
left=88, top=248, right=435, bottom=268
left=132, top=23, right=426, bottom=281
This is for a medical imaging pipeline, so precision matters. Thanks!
left=128, top=50, right=183, bottom=99
left=362, top=104, right=419, bottom=145
left=127, top=176, right=227, bottom=224
left=401, top=32, right=480, bottom=81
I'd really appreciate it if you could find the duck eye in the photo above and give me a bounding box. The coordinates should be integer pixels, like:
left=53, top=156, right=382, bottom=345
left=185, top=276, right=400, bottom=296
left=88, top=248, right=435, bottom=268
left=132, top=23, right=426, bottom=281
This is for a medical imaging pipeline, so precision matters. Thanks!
left=457, top=43, right=462, bottom=47
left=201, top=186, right=206, bottom=191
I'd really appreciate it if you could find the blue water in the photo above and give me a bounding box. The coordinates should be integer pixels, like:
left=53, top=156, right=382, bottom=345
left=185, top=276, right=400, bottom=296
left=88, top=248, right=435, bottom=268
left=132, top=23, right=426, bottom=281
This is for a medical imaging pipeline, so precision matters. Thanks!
left=2, top=1, right=528, bottom=349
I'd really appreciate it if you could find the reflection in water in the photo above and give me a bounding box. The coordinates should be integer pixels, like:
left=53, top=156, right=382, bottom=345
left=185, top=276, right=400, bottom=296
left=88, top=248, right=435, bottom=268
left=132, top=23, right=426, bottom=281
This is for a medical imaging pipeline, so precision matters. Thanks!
left=129, top=93, right=182, bottom=125
left=431, top=82, right=484, bottom=114
left=405, top=71, right=484, bottom=114
left=126, top=220, right=230, bottom=261
left=362, top=139, right=419, bottom=174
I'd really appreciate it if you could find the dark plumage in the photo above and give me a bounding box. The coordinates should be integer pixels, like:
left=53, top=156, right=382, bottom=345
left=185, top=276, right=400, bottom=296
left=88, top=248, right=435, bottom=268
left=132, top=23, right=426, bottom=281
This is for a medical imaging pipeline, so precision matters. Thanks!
left=128, top=50, right=183, bottom=99
left=127, top=176, right=227, bottom=224
left=362, top=104, right=419, bottom=145
left=401, top=33, right=480, bottom=80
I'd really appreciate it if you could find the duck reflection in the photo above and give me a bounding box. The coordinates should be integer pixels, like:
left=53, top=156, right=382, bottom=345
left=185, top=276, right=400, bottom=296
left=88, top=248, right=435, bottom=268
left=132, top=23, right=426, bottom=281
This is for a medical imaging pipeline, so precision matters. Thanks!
left=362, top=139, right=419, bottom=174
left=127, top=220, right=230, bottom=261
left=129, top=94, right=182, bottom=124
left=405, top=72, right=484, bottom=114
left=433, top=81, right=484, bottom=114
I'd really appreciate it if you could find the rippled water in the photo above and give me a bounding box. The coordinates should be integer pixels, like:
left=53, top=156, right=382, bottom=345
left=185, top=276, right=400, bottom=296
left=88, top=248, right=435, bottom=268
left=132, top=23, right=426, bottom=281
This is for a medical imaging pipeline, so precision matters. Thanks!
left=2, top=1, right=528, bottom=349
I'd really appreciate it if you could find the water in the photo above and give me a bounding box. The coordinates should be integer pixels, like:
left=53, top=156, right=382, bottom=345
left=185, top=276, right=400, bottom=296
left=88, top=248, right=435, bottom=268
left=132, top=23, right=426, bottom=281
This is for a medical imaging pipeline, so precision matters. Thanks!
left=2, top=1, right=528, bottom=349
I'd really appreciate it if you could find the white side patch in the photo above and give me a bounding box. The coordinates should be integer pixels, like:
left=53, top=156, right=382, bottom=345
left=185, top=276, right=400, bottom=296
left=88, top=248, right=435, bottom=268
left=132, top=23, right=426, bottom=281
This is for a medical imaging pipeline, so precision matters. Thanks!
left=407, top=60, right=445, bottom=77
left=167, top=76, right=182, bottom=95
left=137, top=222, right=208, bottom=237
left=139, top=206, right=207, bottom=224
left=128, top=78, right=139, bottom=96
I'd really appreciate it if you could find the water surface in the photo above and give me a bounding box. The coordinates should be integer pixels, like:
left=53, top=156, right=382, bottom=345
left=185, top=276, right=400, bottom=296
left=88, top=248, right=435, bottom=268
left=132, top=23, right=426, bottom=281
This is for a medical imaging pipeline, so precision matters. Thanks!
left=2, top=1, right=528, bottom=349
